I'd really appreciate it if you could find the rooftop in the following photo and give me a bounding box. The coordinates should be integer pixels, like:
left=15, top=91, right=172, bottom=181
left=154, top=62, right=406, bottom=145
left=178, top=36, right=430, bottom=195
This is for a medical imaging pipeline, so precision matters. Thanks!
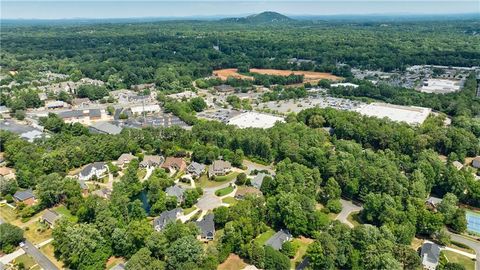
left=356, top=102, right=431, bottom=125
left=228, top=112, right=285, bottom=129
left=265, top=229, right=292, bottom=250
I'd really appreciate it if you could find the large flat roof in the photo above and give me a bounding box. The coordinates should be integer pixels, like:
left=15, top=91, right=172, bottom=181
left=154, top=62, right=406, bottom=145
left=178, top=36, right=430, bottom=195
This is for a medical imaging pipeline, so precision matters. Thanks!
left=356, top=103, right=431, bottom=125
left=228, top=112, right=284, bottom=129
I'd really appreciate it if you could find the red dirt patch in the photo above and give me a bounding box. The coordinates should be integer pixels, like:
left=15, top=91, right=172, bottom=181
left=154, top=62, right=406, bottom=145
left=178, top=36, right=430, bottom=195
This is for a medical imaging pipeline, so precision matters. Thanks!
left=213, top=68, right=342, bottom=84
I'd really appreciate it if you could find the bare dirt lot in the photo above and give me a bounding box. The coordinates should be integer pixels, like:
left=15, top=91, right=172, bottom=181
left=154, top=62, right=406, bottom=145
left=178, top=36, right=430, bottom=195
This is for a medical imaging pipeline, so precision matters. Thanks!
left=213, top=68, right=342, bottom=83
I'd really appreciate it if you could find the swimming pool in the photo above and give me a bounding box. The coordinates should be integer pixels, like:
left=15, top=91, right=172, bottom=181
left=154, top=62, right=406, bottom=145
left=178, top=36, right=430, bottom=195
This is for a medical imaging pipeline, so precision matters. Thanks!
left=466, top=211, right=480, bottom=235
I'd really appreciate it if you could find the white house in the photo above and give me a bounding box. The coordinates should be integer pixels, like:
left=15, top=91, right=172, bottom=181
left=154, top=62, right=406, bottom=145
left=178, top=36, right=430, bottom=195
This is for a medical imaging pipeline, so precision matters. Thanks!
left=78, top=162, right=108, bottom=181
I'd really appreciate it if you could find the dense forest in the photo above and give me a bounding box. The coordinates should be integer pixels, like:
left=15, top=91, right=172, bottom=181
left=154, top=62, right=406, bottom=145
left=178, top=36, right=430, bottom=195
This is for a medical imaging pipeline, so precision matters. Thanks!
left=1, top=19, right=479, bottom=91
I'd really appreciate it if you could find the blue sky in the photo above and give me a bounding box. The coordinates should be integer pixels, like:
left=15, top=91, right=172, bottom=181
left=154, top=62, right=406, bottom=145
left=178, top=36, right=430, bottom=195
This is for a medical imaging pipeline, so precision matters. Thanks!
left=2, top=1, right=479, bottom=19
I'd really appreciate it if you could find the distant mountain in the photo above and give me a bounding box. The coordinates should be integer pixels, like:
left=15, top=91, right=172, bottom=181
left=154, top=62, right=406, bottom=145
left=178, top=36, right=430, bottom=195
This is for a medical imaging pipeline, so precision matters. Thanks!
left=221, top=11, right=295, bottom=24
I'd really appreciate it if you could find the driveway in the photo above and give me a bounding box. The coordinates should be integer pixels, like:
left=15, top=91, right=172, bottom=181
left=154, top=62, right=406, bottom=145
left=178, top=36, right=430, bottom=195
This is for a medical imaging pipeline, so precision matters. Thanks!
left=335, top=199, right=363, bottom=228
left=22, top=240, right=58, bottom=270
left=242, top=160, right=274, bottom=175
left=448, top=233, right=480, bottom=270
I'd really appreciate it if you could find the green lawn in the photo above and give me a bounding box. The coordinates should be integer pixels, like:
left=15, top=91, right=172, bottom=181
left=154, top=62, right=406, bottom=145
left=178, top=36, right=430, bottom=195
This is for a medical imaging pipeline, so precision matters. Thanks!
left=0, top=205, right=17, bottom=223
left=215, top=186, right=235, bottom=197
left=137, top=169, right=147, bottom=180
left=14, top=254, right=37, bottom=269
left=23, top=221, right=52, bottom=244
left=40, top=243, right=64, bottom=269
left=292, top=237, right=314, bottom=267
left=346, top=212, right=362, bottom=227
left=254, top=228, right=275, bottom=246
left=222, top=197, right=237, bottom=206
left=53, top=205, right=78, bottom=223
left=442, top=250, right=475, bottom=270
left=183, top=206, right=197, bottom=215
left=197, top=175, right=231, bottom=188
left=214, top=172, right=240, bottom=182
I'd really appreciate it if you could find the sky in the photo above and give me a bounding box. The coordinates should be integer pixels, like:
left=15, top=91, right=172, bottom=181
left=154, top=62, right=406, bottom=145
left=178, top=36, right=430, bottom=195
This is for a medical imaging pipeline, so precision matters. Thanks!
left=1, top=0, right=479, bottom=20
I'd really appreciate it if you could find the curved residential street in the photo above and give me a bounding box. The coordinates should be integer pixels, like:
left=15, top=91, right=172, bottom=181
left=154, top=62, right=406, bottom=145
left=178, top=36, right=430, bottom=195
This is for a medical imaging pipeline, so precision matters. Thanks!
left=448, top=233, right=480, bottom=270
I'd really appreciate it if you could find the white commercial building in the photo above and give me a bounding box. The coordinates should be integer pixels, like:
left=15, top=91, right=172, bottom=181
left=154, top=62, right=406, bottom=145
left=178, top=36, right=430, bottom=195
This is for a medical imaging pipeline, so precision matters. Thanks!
left=228, top=112, right=285, bottom=129
left=130, top=104, right=161, bottom=114
left=330, top=83, right=359, bottom=88
left=356, top=103, right=431, bottom=125
left=420, top=78, right=462, bottom=94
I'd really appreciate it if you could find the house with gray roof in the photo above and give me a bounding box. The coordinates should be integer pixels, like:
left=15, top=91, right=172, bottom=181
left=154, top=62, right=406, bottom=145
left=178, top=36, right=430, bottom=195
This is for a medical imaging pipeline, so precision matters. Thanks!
left=208, top=160, right=232, bottom=178
left=78, top=162, right=108, bottom=181
left=196, top=213, right=215, bottom=241
left=153, top=208, right=182, bottom=232
left=41, top=209, right=61, bottom=228
left=13, top=189, right=36, bottom=205
left=89, top=122, right=122, bottom=135
left=251, top=173, right=268, bottom=189
left=420, top=242, right=441, bottom=270
left=265, top=229, right=292, bottom=251
left=187, top=162, right=206, bottom=178
left=426, top=196, right=443, bottom=209
left=140, top=155, right=165, bottom=168
left=166, top=185, right=185, bottom=203
left=472, top=156, right=480, bottom=169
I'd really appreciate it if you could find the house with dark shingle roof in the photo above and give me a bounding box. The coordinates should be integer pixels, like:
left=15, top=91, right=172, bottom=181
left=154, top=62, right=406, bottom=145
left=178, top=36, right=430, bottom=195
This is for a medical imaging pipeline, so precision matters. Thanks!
left=78, top=162, right=108, bottom=181
left=187, top=162, right=206, bottom=178
left=265, top=229, right=292, bottom=251
left=196, top=213, right=215, bottom=241
left=166, top=185, right=185, bottom=203
left=153, top=208, right=182, bottom=232
left=41, top=209, right=61, bottom=228
left=420, top=242, right=441, bottom=270
left=13, top=189, right=36, bottom=206
left=251, top=173, right=268, bottom=189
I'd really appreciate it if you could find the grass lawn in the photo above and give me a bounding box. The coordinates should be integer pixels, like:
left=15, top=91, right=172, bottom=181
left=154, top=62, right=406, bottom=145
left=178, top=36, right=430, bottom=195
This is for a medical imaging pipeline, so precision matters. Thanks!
left=23, top=221, right=52, bottom=244
left=449, top=241, right=475, bottom=254
left=346, top=212, right=362, bottom=227
left=254, top=227, right=275, bottom=246
left=53, top=205, right=78, bottom=223
left=215, top=186, right=235, bottom=197
left=442, top=250, right=475, bottom=270
left=214, top=172, right=240, bottom=182
left=183, top=206, right=197, bottom=215
left=222, top=197, right=237, bottom=206
left=410, top=238, right=423, bottom=250
left=14, top=254, right=37, bottom=269
left=197, top=175, right=229, bottom=188
left=292, top=237, right=314, bottom=267
left=0, top=205, right=17, bottom=223
left=218, top=254, right=247, bottom=270
left=39, top=243, right=64, bottom=269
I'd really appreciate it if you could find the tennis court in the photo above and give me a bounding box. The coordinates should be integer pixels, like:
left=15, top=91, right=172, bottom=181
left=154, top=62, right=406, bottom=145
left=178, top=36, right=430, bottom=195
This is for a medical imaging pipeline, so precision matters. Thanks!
left=466, top=210, right=480, bottom=235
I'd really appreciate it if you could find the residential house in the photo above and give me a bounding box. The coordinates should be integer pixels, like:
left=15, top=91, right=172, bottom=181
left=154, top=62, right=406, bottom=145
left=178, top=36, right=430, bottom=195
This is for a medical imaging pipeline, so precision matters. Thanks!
left=130, top=104, right=161, bottom=115
left=161, top=157, right=187, bottom=173
left=235, top=186, right=262, bottom=200
left=196, top=213, right=215, bottom=241
left=251, top=173, right=268, bottom=190
left=166, top=185, right=185, bottom=203
left=0, top=167, right=15, bottom=180
left=117, top=153, right=137, bottom=168
left=420, top=242, right=441, bottom=270
left=139, top=155, right=165, bottom=168
left=78, top=180, right=89, bottom=196
left=208, top=160, right=232, bottom=178
left=426, top=196, right=443, bottom=210
left=57, top=109, right=102, bottom=124
left=472, top=156, right=480, bottom=169
left=41, top=209, right=61, bottom=228
left=187, top=162, right=206, bottom=178
left=153, top=208, right=182, bottom=232
left=78, top=162, right=108, bottom=181
left=265, top=230, right=293, bottom=251
left=45, top=100, right=68, bottom=109
left=13, top=189, right=35, bottom=206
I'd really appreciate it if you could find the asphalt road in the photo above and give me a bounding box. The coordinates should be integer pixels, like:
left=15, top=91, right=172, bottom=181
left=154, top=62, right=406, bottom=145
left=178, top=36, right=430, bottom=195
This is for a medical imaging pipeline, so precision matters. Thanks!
left=449, top=233, right=480, bottom=270
left=335, top=199, right=363, bottom=228
left=22, top=241, right=59, bottom=270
